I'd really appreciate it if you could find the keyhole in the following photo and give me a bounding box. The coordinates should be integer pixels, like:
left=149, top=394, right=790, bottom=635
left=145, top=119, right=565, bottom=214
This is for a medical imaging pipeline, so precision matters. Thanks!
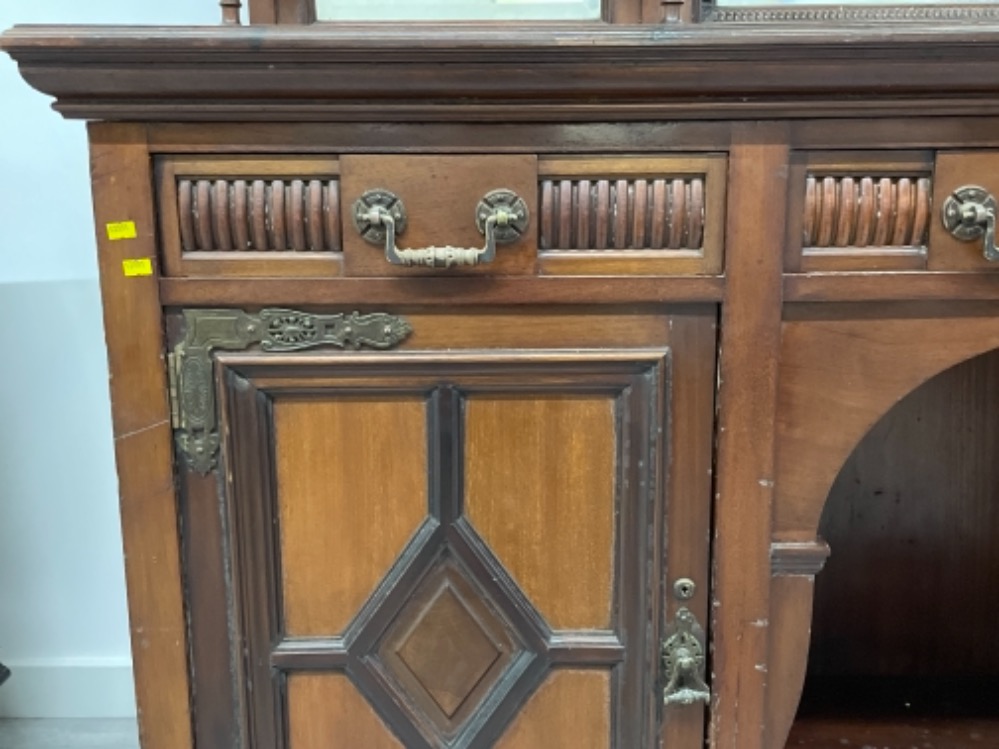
left=673, top=578, right=696, bottom=600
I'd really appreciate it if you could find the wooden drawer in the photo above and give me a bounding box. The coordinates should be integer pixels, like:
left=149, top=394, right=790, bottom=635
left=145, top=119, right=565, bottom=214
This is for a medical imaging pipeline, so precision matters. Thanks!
left=156, top=153, right=726, bottom=279
left=340, top=154, right=539, bottom=277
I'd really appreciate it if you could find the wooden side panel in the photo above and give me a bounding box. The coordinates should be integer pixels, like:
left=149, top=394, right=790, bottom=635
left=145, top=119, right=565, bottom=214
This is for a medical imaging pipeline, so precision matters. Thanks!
left=276, top=397, right=428, bottom=636
left=494, top=670, right=611, bottom=749
left=765, top=575, right=817, bottom=749
left=465, top=396, right=616, bottom=630
left=287, top=675, right=402, bottom=749
left=87, top=123, right=193, bottom=749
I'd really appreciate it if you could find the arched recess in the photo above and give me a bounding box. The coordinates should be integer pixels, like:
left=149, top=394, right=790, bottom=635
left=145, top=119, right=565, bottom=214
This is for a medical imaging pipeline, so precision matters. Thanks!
left=764, top=301, right=999, bottom=749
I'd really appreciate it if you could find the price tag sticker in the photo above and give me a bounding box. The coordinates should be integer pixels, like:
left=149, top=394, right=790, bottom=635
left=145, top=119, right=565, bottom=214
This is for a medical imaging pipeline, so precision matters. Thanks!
left=106, top=221, right=138, bottom=241
left=122, top=258, right=154, bottom=277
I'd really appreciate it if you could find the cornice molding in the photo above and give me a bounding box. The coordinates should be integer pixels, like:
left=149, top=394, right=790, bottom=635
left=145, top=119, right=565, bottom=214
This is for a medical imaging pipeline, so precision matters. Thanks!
left=5, top=24, right=999, bottom=121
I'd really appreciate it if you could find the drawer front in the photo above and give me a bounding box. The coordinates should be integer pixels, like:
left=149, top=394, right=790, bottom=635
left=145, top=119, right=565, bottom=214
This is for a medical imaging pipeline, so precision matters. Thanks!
left=155, top=153, right=726, bottom=279
left=340, top=154, right=539, bottom=276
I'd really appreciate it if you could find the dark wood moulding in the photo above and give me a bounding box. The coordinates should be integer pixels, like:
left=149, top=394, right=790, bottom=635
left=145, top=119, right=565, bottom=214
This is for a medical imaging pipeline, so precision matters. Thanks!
left=5, top=24, right=999, bottom=121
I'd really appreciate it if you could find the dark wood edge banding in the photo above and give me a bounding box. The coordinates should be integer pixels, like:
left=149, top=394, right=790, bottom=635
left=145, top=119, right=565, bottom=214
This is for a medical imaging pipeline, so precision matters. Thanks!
left=770, top=540, right=831, bottom=576
left=159, top=276, right=726, bottom=306
left=271, top=639, right=351, bottom=670
left=785, top=272, right=999, bottom=302
left=546, top=632, right=626, bottom=666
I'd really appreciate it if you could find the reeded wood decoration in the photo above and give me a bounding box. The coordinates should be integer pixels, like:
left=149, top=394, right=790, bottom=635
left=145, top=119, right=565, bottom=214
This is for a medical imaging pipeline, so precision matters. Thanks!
left=803, top=175, right=932, bottom=248
left=177, top=177, right=342, bottom=252
left=540, top=177, right=705, bottom=250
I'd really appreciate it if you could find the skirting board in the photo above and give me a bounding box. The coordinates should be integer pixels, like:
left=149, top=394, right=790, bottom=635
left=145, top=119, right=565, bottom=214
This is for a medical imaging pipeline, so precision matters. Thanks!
left=0, top=659, right=136, bottom=718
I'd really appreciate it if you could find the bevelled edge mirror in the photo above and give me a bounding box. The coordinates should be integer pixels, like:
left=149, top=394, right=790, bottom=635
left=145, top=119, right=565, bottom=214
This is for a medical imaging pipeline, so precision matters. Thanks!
left=246, top=0, right=622, bottom=23
left=315, top=0, right=602, bottom=21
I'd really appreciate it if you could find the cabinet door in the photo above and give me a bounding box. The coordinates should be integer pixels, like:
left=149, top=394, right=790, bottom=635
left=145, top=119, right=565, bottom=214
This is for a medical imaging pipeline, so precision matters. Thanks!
left=178, top=309, right=714, bottom=749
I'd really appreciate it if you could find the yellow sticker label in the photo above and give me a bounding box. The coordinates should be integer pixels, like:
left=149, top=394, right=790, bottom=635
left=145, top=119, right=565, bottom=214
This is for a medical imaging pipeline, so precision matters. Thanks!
left=122, top=258, right=154, bottom=277
left=106, top=221, right=137, bottom=241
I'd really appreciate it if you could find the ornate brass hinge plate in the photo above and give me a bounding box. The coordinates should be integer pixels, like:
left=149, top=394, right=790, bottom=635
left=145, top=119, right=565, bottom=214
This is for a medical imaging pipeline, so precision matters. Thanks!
left=168, top=308, right=413, bottom=474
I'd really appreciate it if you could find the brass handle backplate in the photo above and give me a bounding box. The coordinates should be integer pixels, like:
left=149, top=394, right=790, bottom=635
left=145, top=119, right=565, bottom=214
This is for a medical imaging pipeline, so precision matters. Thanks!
left=352, top=188, right=529, bottom=268
left=661, top=607, right=711, bottom=708
left=942, top=185, right=999, bottom=261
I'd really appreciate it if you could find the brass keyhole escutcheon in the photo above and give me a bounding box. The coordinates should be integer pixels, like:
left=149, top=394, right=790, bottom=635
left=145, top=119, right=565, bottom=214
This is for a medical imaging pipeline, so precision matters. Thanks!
left=673, top=578, right=697, bottom=601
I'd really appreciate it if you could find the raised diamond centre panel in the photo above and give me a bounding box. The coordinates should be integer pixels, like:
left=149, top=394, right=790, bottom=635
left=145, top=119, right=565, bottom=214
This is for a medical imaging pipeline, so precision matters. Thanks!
left=373, top=552, right=533, bottom=742
left=396, top=584, right=502, bottom=717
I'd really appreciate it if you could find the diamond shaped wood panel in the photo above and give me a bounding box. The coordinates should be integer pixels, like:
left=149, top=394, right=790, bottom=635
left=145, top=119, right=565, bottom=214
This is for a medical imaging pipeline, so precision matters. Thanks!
left=395, top=584, right=501, bottom=716
left=376, top=557, right=527, bottom=735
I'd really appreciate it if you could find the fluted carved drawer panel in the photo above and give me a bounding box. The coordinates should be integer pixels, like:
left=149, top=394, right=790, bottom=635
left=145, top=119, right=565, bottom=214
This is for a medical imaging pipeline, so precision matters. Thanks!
left=177, top=178, right=341, bottom=252
left=540, top=177, right=704, bottom=251
left=536, top=156, right=726, bottom=275
left=790, top=152, right=933, bottom=272
left=157, top=157, right=343, bottom=277
left=803, top=175, right=931, bottom=250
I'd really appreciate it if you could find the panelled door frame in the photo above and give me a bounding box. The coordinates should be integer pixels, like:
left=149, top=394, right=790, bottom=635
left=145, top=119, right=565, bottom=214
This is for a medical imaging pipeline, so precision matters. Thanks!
left=173, top=308, right=717, bottom=749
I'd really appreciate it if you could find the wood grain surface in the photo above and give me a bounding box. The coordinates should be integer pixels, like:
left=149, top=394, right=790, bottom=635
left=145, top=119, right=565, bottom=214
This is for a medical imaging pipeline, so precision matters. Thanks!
left=712, top=126, right=789, bottom=749
left=87, top=123, right=193, bottom=749
left=287, top=675, right=402, bottom=749
left=494, top=670, right=611, bottom=749
left=276, top=396, right=428, bottom=636
left=465, top=395, right=616, bottom=630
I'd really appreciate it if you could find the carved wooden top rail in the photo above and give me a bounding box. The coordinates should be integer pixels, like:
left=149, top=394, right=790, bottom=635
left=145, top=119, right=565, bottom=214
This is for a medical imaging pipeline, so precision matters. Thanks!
left=5, top=24, right=999, bottom=121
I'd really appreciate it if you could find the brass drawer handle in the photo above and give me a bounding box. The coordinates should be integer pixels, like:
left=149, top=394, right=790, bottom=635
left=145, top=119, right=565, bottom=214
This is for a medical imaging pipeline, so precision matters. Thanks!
left=942, top=185, right=999, bottom=261
left=352, top=188, right=529, bottom=268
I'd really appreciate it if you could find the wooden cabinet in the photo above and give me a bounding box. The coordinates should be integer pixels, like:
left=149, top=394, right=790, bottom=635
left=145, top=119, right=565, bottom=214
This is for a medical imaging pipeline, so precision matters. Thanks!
left=6, top=11, right=999, bottom=749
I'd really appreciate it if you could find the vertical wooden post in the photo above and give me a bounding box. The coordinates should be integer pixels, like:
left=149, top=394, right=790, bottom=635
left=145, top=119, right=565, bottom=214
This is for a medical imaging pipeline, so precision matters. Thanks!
left=88, top=122, right=194, bottom=749
left=605, top=0, right=696, bottom=23
left=711, top=123, right=790, bottom=749
left=220, top=0, right=243, bottom=25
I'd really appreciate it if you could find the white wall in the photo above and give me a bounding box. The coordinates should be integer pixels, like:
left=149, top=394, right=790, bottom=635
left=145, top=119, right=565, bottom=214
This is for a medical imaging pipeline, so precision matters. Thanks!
left=0, top=0, right=217, bottom=719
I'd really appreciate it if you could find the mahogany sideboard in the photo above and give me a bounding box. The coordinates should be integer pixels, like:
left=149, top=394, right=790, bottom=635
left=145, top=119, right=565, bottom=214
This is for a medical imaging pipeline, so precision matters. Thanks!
left=4, top=5, right=999, bottom=748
